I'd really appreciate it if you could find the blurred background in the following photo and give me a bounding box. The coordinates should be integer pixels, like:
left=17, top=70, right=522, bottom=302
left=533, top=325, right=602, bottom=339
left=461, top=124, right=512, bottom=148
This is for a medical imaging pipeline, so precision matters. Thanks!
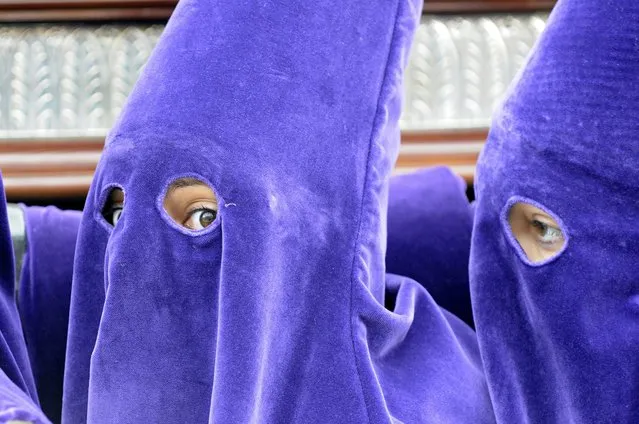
left=0, top=0, right=554, bottom=210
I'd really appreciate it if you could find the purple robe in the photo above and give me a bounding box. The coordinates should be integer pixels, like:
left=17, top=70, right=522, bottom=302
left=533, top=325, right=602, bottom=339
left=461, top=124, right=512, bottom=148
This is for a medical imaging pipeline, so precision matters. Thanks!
left=63, top=0, right=493, bottom=422
left=0, top=369, right=49, bottom=423
left=19, top=206, right=81, bottom=423
left=470, top=0, right=639, bottom=422
left=387, top=167, right=473, bottom=326
left=0, top=178, right=51, bottom=423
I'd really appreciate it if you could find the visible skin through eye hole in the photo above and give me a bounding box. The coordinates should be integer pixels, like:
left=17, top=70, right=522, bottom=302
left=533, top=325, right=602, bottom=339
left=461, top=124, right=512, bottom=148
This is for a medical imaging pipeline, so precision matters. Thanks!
left=163, top=178, right=218, bottom=231
left=101, top=178, right=218, bottom=231
left=508, top=202, right=565, bottom=263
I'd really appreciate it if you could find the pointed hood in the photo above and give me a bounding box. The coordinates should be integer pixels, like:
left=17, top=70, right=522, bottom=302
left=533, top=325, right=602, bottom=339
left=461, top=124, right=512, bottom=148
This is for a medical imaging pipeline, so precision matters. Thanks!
left=471, top=0, right=639, bottom=422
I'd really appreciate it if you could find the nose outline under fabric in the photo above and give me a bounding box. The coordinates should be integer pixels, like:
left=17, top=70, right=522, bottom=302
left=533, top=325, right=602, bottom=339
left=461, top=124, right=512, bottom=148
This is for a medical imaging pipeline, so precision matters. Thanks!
left=500, top=195, right=570, bottom=267
left=156, top=173, right=223, bottom=237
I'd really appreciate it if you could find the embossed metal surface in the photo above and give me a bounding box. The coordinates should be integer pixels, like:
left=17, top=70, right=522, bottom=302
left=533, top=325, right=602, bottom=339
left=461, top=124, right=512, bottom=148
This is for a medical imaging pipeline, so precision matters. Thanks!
left=402, top=14, right=547, bottom=129
left=0, top=25, right=162, bottom=138
left=0, top=15, right=547, bottom=137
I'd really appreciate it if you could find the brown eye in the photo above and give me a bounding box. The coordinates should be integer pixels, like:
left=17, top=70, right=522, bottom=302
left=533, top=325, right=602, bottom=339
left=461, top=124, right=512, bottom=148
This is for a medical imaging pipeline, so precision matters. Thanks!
left=163, top=177, right=218, bottom=232
left=199, top=210, right=216, bottom=227
left=184, top=209, right=217, bottom=230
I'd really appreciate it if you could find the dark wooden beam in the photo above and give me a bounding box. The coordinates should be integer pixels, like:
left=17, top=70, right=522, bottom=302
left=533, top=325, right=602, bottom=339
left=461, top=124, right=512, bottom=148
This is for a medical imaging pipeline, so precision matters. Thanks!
left=0, top=129, right=486, bottom=198
left=424, top=0, right=556, bottom=14
left=0, top=0, right=174, bottom=22
left=0, top=0, right=555, bottom=23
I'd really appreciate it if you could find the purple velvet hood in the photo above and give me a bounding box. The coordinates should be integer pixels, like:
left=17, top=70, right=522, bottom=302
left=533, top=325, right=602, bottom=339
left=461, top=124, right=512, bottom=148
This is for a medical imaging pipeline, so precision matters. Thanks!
left=63, top=0, right=493, bottom=422
left=471, top=0, right=639, bottom=422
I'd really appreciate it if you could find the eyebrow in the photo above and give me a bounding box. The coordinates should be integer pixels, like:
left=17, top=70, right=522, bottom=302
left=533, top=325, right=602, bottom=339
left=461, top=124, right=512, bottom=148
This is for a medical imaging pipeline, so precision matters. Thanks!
left=167, top=178, right=211, bottom=192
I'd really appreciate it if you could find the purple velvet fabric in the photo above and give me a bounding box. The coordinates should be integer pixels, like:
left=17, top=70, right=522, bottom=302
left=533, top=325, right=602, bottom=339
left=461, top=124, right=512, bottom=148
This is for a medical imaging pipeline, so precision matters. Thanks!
left=19, top=206, right=81, bottom=423
left=0, top=178, right=51, bottom=423
left=0, top=369, right=50, bottom=424
left=470, top=0, right=639, bottom=422
left=63, top=0, right=493, bottom=422
left=386, top=167, right=473, bottom=326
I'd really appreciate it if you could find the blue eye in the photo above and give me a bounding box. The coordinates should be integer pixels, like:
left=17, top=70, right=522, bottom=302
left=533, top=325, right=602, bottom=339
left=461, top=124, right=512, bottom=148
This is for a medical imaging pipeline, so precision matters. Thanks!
left=531, top=219, right=563, bottom=245
left=506, top=200, right=567, bottom=264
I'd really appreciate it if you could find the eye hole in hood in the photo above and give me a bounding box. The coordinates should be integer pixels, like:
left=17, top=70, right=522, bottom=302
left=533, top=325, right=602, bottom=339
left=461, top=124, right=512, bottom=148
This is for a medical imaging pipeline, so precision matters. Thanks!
left=162, top=177, right=219, bottom=233
left=101, top=187, right=125, bottom=228
left=504, top=197, right=568, bottom=266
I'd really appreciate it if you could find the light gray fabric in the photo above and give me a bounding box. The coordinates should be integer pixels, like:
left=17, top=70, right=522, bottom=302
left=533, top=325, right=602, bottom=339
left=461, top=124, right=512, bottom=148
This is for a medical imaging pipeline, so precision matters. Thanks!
left=7, top=204, right=25, bottom=293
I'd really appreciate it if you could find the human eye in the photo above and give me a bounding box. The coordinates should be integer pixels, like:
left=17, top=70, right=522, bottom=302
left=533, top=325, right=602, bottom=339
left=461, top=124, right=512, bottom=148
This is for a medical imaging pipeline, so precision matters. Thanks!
left=163, top=178, right=218, bottom=232
left=102, top=188, right=125, bottom=227
left=507, top=200, right=566, bottom=263
left=105, top=205, right=124, bottom=226
left=531, top=217, right=564, bottom=248
left=182, top=207, right=217, bottom=231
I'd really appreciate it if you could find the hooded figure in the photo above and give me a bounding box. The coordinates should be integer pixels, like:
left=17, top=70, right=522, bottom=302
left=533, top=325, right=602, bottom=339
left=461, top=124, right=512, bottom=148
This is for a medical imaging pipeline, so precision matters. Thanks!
left=0, top=177, right=51, bottom=423
left=18, top=206, right=81, bottom=423
left=470, top=0, right=639, bottom=422
left=63, top=0, right=493, bottom=422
